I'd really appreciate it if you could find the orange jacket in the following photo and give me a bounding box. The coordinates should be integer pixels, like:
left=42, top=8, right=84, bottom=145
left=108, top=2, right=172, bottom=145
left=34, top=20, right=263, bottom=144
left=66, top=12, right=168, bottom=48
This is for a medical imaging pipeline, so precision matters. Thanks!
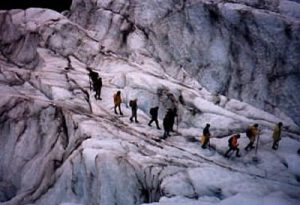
left=229, top=134, right=239, bottom=148
left=114, top=93, right=122, bottom=105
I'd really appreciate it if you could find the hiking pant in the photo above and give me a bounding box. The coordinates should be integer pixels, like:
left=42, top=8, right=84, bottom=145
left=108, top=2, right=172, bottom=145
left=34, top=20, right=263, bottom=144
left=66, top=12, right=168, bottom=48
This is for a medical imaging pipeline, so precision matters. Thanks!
left=162, top=124, right=171, bottom=139
left=148, top=118, right=160, bottom=129
left=272, top=140, right=280, bottom=150
left=245, top=137, right=255, bottom=151
left=95, top=86, right=102, bottom=100
left=162, top=129, right=170, bottom=139
left=201, top=137, right=210, bottom=149
left=225, top=146, right=240, bottom=157
left=114, top=104, right=123, bottom=115
left=130, top=109, right=138, bottom=122
left=245, top=141, right=255, bottom=151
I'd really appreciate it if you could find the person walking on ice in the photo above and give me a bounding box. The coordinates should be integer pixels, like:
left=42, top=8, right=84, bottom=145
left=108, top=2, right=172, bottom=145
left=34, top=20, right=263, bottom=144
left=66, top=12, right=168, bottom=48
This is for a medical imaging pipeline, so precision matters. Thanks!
left=225, top=134, right=241, bottom=158
left=148, top=107, right=160, bottom=129
left=129, top=98, right=139, bottom=123
left=272, top=122, right=283, bottom=150
left=162, top=109, right=173, bottom=139
left=88, top=68, right=102, bottom=100
left=94, top=76, right=102, bottom=100
left=245, top=123, right=259, bottom=151
left=201, top=123, right=211, bottom=149
left=113, top=90, right=123, bottom=115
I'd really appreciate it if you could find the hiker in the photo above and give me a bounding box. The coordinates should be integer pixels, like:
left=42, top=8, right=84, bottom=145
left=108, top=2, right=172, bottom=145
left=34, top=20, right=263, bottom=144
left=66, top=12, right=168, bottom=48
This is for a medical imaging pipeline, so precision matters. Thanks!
left=179, top=94, right=185, bottom=105
left=225, top=134, right=241, bottom=158
left=148, top=107, right=160, bottom=129
left=88, top=69, right=99, bottom=91
left=94, top=77, right=102, bottom=100
left=201, top=123, right=211, bottom=149
left=113, top=91, right=123, bottom=115
left=245, top=123, right=259, bottom=151
left=272, top=122, right=283, bottom=150
left=129, top=99, right=139, bottom=123
left=88, top=68, right=102, bottom=100
left=162, top=109, right=173, bottom=139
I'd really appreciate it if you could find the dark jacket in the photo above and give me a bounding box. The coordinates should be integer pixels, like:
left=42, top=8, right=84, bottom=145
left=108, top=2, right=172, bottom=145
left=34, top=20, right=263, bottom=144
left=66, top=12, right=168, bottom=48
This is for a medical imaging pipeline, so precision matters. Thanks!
left=203, top=126, right=210, bottom=137
left=163, top=111, right=173, bottom=130
left=150, top=107, right=159, bottom=119
left=129, top=99, right=138, bottom=111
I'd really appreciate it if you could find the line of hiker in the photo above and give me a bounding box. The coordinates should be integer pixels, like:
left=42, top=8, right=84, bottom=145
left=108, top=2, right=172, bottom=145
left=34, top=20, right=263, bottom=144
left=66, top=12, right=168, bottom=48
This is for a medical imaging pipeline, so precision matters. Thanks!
left=200, top=122, right=283, bottom=158
left=88, top=69, right=284, bottom=157
left=88, top=68, right=102, bottom=100
left=112, top=90, right=177, bottom=139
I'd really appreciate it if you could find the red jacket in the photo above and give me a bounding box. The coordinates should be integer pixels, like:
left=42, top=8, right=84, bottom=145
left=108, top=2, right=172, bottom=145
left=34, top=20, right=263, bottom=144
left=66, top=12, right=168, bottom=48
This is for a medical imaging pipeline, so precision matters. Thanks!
left=229, top=134, right=239, bottom=148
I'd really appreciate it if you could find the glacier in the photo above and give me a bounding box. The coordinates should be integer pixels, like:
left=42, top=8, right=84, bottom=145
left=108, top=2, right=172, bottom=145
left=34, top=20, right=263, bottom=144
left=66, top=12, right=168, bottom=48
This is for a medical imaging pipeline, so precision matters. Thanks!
left=0, top=1, right=300, bottom=205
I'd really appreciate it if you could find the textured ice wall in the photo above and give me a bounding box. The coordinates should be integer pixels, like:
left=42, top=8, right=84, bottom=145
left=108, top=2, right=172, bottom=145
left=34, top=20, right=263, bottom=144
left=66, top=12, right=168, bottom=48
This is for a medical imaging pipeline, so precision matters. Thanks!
left=69, top=0, right=300, bottom=125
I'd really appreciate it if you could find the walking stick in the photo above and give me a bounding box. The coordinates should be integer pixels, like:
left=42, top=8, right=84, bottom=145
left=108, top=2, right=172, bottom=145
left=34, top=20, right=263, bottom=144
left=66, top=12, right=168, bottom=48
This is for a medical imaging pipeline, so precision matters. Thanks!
left=253, top=132, right=260, bottom=162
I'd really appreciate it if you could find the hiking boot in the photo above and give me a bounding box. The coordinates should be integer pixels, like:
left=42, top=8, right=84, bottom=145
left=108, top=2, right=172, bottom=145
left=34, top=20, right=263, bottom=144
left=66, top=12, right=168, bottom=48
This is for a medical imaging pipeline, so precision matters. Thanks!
left=148, top=123, right=151, bottom=127
left=236, top=154, right=241, bottom=157
left=157, top=127, right=161, bottom=130
left=115, top=110, right=118, bottom=115
left=130, top=118, right=133, bottom=122
left=135, top=120, right=139, bottom=123
left=120, top=112, right=123, bottom=116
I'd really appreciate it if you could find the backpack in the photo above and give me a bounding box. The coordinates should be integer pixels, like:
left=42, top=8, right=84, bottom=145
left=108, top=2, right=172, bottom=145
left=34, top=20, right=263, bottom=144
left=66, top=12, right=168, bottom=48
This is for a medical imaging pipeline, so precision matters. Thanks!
left=150, top=108, right=155, bottom=115
left=228, top=137, right=233, bottom=145
left=246, top=127, right=251, bottom=138
left=129, top=100, right=134, bottom=107
left=90, top=71, right=99, bottom=82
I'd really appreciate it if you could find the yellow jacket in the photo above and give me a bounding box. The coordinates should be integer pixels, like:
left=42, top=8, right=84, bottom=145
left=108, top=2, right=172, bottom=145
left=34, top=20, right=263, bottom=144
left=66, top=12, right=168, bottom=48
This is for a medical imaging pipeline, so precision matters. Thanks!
left=248, top=126, right=258, bottom=142
left=272, top=125, right=281, bottom=141
left=114, top=93, right=122, bottom=105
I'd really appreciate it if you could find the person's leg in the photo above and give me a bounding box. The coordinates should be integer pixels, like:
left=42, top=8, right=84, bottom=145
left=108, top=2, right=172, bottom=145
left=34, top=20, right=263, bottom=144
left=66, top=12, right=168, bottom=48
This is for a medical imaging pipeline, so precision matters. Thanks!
left=245, top=141, right=253, bottom=151
left=276, top=140, right=279, bottom=149
left=134, top=110, right=138, bottom=123
left=99, top=87, right=102, bottom=100
left=273, top=140, right=279, bottom=150
left=130, top=110, right=133, bottom=122
left=155, top=119, right=160, bottom=129
left=166, top=128, right=170, bottom=136
left=95, top=89, right=100, bottom=100
left=114, top=105, right=118, bottom=114
left=148, top=119, right=154, bottom=126
left=235, top=147, right=240, bottom=157
left=118, top=104, right=123, bottom=115
left=202, top=138, right=208, bottom=149
left=162, top=127, right=168, bottom=139
left=225, top=148, right=232, bottom=157
left=272, top=140, right=276, bottom=150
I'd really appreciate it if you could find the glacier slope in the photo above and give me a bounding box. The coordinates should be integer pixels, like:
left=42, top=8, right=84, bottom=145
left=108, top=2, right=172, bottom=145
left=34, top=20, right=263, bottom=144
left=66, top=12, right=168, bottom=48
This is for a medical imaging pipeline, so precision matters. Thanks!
left=0, top=7, right=300, bottom=205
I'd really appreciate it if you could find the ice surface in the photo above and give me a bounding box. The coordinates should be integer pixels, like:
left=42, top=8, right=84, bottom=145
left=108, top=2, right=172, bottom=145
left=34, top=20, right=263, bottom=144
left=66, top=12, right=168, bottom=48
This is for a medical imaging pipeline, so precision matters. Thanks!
left=0, top=2, right=300, bottom=205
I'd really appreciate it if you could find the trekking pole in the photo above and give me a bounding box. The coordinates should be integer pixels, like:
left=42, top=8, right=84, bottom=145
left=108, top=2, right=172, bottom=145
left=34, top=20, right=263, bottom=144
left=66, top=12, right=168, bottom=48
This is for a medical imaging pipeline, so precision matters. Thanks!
left=253, top=132, right=260, bottom=162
